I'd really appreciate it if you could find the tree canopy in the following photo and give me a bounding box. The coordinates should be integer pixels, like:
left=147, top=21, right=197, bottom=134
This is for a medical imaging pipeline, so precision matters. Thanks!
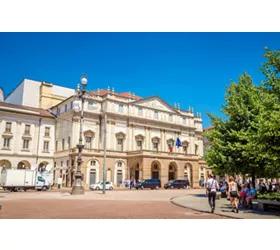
left=204, top=48, right=280, bottom=180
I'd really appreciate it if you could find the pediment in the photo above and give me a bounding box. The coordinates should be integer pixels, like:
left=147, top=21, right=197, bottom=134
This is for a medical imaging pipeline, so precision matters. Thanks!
left=133, top=96, right=176, bottom=113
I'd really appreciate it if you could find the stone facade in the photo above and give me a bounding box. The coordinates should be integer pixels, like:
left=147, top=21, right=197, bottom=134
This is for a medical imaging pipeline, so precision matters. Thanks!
left=0, top=102, right=55, bottom=172
left=52, top=89, right=208, bottom=188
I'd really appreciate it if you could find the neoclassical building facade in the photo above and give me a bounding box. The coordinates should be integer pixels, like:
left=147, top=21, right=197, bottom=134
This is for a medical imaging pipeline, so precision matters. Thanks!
left=0, top=102, right=55, bottom=172
left=52, top=88, right=209, bottom=188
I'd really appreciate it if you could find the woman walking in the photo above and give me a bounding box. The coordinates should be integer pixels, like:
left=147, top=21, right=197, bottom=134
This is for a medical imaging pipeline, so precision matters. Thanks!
left=228, top=176, right=239, bottom=213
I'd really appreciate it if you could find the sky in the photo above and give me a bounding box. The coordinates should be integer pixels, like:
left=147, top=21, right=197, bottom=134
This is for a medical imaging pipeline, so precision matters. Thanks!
left=1, top=32, right=280, bottom=127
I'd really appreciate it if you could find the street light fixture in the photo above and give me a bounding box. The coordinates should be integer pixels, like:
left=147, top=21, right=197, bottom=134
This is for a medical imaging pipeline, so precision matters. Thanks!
left=71, top=74, right=87, bottom=195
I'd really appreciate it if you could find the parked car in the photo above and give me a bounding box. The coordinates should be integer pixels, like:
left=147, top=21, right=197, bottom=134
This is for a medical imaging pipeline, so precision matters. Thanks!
left=164, top=179, right=189, bottom=189
left=90, top=181, right=114, bottom=191
left=135, top=179, right=161, bottom=190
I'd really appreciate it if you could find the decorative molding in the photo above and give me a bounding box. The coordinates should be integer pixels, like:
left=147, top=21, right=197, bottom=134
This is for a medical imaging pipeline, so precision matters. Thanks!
left=151, top=136, right=160, bottom=143
left=16, top=120, right=22, bottom=124
left=116, top=132, right=126, bottom=139
left=83, top=130, right=95, bottom=138
left=135, top=134, right=145, bottom=141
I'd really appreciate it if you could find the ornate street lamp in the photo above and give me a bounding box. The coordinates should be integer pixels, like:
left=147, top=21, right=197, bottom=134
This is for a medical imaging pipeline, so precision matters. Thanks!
left=71, top=74, right=88, bottom=195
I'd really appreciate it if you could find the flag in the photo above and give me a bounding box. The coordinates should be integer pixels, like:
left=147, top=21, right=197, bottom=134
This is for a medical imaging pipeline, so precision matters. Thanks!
left=169, top=146, right=173, bottom=153
left=175, top=137, right=182, bottom=147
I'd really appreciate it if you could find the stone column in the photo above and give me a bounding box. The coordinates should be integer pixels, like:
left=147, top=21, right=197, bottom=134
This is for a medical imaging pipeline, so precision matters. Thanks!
left=132, top=125, right=135, bottom=151
left=15, top=120, right=22, bottom=153
left=163, top=130, right=166, bottom=152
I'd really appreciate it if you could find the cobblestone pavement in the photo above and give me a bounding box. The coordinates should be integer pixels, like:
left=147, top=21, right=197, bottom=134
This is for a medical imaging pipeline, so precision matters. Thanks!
left=0, top=189, right=228, bottom=219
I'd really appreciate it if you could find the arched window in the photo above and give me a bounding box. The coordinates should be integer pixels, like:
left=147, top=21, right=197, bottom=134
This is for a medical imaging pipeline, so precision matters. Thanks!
left=117, top=161, right=122, bottom=167
left=91, top=160, right=96, bottom=166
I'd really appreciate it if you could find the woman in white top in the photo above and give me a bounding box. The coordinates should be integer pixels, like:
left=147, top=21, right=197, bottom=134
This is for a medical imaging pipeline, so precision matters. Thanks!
left=228, top=176, right=239, bottom=213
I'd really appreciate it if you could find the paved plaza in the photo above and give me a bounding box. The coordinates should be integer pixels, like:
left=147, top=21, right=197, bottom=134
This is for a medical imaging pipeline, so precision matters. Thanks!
left=0, top=188, right=279, bottom=219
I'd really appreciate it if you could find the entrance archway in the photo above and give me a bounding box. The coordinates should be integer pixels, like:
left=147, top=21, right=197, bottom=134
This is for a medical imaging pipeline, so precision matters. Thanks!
left=129, top=163, right=141, bottom=181
left=114, top=160, right=126, bottom=186
left=38, top=161, right=49, bottom=172
left=86, top=159, right=100, bottom=185
left=17, top=160, right=31, bottom=169
left=0, top=159, right=12, bottom=169
left=168, top=162, right=178, bottom=181
left=184, top=163, right=193, bottom=187
left=151, top=161, right=161, bottom=179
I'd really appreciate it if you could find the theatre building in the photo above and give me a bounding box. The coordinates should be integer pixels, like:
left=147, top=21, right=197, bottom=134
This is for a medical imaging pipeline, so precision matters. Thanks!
left=52, top=88, right=208, bottom=188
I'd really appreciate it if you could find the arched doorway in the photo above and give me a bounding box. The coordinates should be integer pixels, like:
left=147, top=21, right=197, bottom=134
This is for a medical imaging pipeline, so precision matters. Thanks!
left=168, top=162, right=178, bottom=181
left=199, top=166, right=205, bottom=186
left=38, top=161, right=49, bottom=172
left=17, top=160, right=31, bottom=169
left=0, top=159, right=12, bottom=169
left=151, top=161, right=160, bottom=179
left=184, top=163, right=193, bottom=187
left=114, top=160, right=126, bottom=186
left=129, top=163, right=140, bottom=181
left=86, top=159, right=100, bottom=185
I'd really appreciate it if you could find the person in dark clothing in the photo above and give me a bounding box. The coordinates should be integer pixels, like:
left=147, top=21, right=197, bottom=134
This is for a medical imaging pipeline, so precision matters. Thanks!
left=206, top=174, right=219, bottom=213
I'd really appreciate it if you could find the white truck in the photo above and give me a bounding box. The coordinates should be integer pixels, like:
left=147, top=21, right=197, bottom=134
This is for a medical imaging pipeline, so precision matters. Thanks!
left=0, top=168, right=53, bottom=192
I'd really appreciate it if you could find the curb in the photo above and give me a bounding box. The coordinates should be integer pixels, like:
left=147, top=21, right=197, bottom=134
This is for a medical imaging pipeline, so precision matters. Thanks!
left=170, top=196, right=242, bottom=219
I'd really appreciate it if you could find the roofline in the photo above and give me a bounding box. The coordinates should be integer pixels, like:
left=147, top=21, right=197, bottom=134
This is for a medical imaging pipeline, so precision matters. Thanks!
left=130, top=95, right=181, bottom=114
left=4, top=78, right=26, bottom=100
left=49, top=95, right=75, bottom=109
left=5, top=78, right=75, bottom=101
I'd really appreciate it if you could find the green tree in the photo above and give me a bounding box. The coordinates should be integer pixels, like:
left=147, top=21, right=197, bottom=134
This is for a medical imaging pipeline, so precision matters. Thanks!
left=205, top=48, right=280, bottom=181
left=205, top=73, right=265, bottom=182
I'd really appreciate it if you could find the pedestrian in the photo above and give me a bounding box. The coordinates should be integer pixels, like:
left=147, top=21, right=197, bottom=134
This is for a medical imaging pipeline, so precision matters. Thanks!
left=205, top=174, right=219, bottom=213
left=130, top=178, right=134, bottom=190
left=119, top=179, right=122, bottom=188
left=228, top=176, right=239, bottom=213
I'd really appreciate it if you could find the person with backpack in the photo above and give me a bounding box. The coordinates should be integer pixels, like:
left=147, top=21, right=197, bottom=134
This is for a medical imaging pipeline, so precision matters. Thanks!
left=206, top=174, right=220, bottom=213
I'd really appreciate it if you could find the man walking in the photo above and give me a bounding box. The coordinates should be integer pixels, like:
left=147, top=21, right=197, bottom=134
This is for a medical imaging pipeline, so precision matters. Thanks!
left=206, top=174, right=219, bottom=213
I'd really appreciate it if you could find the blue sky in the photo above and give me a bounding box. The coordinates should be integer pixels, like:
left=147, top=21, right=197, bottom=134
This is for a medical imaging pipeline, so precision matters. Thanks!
left=1, top=32, right=280, bottom=127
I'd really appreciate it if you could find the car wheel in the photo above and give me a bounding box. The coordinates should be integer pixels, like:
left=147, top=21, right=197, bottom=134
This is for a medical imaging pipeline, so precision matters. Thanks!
left=170, top=186, right=174, bottom=189
left=42, top=186, right=48, bottom=191
left=156, top=186, right=159, bottom=190
left=109, top=186, right=113, bottom=190
left=141, top=186, right=144, bottom=190
left=96, top=186, right=100, bottom=190
left=183, top=186, right=186, bottom=189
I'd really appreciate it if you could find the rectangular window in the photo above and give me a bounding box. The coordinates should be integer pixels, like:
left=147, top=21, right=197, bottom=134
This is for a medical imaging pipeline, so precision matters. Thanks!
left=117, top=138, right=123, bottom=151
left=23, top=139, right=29, bottom=149
left=85, top=137, right=92, bottom=149
left=154, top=111, right=159, bottom=119
left=195, top=145, right=198, bottom=155
left=183, top=117, right=186, bottom=124
left=136, top=140, right=142, bottom=150
left=57, top=107, right=60, bottom=116
left=71, top=160, right=74, bottom=166
left=68, top=136, right=71, bottom=148
left=5, top=122, right=12, bottom=132
left=70, top=101, right=73, bottom=109
left=118, top=104, right=124, bottom=113
left=61, top=161, right=63, bottom=167
left=183, top=145, right=188, bottom=153
left=45, top=127, right=50, bottom=137
left=153, top=142, right=158, bottom=151
left=88, top=101, right=96, bottom=110
left=67, top=160, right=69, bottom=167
left=64, top=104, right=67, bottom=112
left=169, top=114, right=173, bottom=122
left=24, top=125, right=31, bottom=135
left=43, top=141, right=49, bottom=152
left=138, top=108, right=143, bottom=116
left=3, top=138, right=10, bottom=149
left=55, top=140, right=58, bottom=151
left=62, top=139, right=65, bottom=150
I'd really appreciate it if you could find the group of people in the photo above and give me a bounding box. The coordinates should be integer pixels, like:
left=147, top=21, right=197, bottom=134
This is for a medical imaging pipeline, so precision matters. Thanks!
left=119, top=178, right=142, bottom=189
left=205, top=174, right=268, bottom=214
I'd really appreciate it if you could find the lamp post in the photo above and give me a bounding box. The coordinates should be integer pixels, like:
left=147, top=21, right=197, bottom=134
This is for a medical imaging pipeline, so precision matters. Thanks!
left=71, top=74, right=88, bottom=195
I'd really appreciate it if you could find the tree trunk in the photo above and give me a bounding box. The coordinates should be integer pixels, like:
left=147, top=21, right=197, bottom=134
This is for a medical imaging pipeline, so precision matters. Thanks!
left=252, top=172, right=256, bottom=187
